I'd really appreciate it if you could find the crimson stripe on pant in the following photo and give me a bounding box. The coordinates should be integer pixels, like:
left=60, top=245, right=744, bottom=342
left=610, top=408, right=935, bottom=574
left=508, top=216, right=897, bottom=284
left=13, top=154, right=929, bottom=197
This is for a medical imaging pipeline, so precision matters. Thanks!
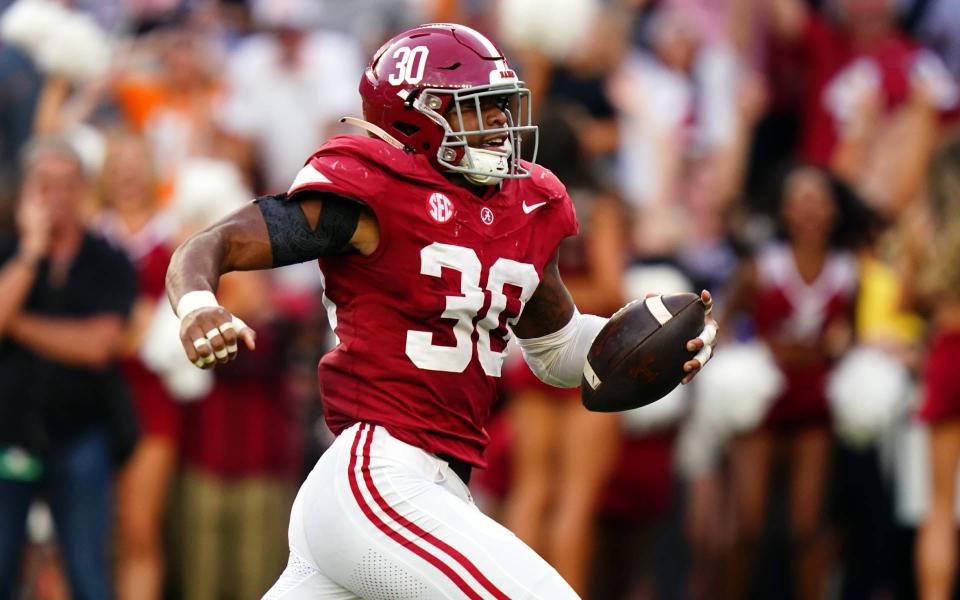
left=346, top=424, right=486, bottom=599
left=359, top=426, right=511, bottom=600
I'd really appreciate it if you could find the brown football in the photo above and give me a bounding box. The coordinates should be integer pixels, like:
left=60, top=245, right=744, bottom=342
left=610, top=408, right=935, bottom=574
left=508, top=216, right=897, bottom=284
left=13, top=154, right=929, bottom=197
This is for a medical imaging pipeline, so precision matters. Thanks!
left=581, top=293, right=705, bottom=412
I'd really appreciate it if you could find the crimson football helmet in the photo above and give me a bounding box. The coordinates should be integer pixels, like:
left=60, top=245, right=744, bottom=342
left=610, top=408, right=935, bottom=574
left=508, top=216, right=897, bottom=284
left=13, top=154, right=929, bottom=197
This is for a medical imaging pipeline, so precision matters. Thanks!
left=354, top=23, right=537, bottom=185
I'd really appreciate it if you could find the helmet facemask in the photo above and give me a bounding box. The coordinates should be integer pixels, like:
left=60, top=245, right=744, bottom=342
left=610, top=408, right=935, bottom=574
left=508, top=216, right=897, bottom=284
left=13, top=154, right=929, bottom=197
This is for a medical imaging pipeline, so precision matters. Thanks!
left=413, top=82, right=538, bottom=185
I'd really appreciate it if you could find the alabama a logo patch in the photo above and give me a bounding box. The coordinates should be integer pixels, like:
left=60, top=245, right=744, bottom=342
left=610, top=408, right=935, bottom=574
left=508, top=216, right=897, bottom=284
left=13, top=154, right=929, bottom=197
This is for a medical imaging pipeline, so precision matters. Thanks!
left=480, top=207, right=494, bottom=225
left=427, top=192, right=454, bottom=223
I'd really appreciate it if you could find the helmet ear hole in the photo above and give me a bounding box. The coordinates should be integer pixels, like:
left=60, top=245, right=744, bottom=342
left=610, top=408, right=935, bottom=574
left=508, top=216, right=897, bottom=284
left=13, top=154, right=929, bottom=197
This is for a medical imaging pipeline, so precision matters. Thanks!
left=393, top=122, right=420, bottom=137
left=422, top=142, right=431, bottom=151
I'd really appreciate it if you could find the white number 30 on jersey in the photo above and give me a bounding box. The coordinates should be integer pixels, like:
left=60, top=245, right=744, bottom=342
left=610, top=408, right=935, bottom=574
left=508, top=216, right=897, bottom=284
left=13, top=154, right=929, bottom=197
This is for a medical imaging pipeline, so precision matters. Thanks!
left=405, top=243, right=539, bottom=377
left=388, top=46, right=429, bottom=85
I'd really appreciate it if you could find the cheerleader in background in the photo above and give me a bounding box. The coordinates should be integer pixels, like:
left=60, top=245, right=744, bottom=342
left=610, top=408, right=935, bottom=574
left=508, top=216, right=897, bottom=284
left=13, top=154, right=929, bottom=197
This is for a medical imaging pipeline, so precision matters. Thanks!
left=722, top=165, right=860, bottom=600
left=94, top=131, right=179, bottom=600
left=913, top=137, right=960, bottom=600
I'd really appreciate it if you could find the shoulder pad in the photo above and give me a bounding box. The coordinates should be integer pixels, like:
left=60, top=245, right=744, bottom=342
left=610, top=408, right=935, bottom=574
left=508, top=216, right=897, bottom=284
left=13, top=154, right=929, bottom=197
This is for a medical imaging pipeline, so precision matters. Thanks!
left=524, top=163, right=568, bottom=201
left=288, top=135, right=439, bottom=200
left=519, top=163, right=578, bottom=239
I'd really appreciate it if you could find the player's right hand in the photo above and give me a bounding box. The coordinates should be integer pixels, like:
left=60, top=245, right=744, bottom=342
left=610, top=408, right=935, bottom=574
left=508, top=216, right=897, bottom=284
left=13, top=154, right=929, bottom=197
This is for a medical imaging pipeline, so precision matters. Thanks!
left=178, top=306, right=256, bottom=369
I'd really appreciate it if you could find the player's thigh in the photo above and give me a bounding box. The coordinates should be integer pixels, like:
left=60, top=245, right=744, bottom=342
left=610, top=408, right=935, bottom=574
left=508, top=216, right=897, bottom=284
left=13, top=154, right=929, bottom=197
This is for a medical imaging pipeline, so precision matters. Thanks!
left=359, top=462, right=579, bottom=599
left=296, top=426, right=580, bottom=599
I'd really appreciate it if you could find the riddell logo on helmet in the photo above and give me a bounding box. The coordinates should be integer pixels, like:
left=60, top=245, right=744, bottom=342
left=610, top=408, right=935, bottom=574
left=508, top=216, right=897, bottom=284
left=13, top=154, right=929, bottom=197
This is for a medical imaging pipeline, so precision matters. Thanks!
left=427, top=193, right=454, bottom=223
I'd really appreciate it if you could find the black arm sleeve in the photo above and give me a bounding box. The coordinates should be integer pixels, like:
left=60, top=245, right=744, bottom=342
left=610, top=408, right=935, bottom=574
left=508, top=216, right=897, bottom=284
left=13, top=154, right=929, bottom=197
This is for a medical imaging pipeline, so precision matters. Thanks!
left=255, top=191, right=363, bottom=267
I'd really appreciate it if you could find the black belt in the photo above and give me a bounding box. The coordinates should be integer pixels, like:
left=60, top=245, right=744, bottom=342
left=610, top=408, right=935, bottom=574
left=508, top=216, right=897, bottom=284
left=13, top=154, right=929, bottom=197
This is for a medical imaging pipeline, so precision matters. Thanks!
left=437, top=453, right=472, bottom=485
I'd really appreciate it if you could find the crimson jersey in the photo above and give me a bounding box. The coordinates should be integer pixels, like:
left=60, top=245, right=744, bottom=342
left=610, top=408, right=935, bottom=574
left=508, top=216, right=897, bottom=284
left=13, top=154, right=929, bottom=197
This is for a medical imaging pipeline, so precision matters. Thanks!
left=287, top=135, right=578, bottom=467
left=752, top=243, right=858, bottom=427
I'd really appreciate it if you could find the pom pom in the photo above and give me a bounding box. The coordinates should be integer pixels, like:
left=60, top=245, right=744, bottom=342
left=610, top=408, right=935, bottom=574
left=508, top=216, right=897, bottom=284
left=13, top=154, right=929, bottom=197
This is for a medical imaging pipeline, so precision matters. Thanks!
left=497, top=0, right=599, bottom=62
left=1, top=0, right=113, bottom=82
left=621, top=383, right=688, bottom=433
left=675, top=416, right=724, bottom=478
left=827, top=346, right=910, bottom=448
left=0, top=0, right=68, bottom=55
left=170, top=159, right=251, bottom=231
left=63, top=122, right=105, bottom=176
left=692, top=340, right=783, bottom=437
left=250, top=0, right=324, bottom=30
left=35, top=10, right=112, bottom=82
left=911, top=49, right=960, bottom=111
left=622, top=262, right=693, bottom=300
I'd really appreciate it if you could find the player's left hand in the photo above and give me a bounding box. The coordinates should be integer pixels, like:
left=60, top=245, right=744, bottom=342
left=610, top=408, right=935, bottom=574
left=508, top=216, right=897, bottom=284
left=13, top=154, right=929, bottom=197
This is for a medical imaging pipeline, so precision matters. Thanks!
left=681, top=289, right=718, bottom=385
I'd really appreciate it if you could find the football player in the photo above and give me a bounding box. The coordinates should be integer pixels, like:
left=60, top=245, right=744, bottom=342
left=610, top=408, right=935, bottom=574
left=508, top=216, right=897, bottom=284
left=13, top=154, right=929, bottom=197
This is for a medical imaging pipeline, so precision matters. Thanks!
left=166, top=23, right=717, bottom=599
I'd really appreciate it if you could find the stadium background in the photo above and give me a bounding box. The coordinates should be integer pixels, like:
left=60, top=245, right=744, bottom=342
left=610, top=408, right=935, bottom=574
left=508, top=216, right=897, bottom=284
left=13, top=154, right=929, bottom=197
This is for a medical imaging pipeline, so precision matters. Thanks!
left=1, top=0, right=959, bottom=598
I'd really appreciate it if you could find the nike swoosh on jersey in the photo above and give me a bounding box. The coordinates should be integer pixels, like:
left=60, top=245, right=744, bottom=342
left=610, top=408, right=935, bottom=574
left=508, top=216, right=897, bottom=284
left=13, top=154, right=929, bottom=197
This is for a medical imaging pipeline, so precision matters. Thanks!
left=522, top=201, right=548, bottom=214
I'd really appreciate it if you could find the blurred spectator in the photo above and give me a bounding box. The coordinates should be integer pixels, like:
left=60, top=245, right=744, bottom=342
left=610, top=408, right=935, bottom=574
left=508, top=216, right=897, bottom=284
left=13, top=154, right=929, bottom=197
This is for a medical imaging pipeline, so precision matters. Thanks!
left=93, top=131, right=179, bottom=600
left=912, top=135, right=960, bottom=600
left=218, top=0, right=364, bottom=194
left=311, top=0, right=428, bottom=52
left=71, top=0, right=125, bottom=33
left=163, top=160, right=300, bottom=600
left=111, top=25, right=233, bottom=199
left=499, top=0, right=623, bottom=164
left=763, top=0, right=957, bottom=215
left=0, top=136, right=137, bottom=600
left=912, top=0, right=960, bottom=84
left=722, top=165, right=860, bottom=599
left=176, top=278, right=300, bottom=600
left=610, top=5, right=743, bottom=210
left=0, top=44, right=41, bottom=197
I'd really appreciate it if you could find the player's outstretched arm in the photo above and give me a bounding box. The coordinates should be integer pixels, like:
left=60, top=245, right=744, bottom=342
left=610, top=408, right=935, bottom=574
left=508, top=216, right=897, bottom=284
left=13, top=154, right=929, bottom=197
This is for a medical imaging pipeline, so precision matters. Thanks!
left=513, top=252, right=718, bottom=388
left=166, top=192, right=377, bottom=369
left=166, top=202, right=273, bottom=368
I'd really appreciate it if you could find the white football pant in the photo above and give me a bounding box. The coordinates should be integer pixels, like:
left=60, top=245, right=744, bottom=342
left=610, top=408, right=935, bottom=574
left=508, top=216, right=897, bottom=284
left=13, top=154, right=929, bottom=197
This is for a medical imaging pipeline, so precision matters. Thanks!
left=262, top=422, right=579, bottom=599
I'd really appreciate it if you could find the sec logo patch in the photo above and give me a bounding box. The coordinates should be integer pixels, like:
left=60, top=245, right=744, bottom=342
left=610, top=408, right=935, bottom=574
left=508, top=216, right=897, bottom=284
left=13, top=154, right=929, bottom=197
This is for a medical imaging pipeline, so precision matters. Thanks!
left=427, top=193, right=454, bottom=223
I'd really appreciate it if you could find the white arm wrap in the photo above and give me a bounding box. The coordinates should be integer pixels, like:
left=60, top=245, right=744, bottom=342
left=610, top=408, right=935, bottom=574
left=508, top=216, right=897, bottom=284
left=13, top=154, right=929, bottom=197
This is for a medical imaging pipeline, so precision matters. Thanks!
left=515, top=310, right=608, bottom=388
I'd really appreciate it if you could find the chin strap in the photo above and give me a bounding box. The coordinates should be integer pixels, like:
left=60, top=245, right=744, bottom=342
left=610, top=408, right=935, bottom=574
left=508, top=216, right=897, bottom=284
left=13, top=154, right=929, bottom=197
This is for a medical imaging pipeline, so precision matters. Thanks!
left=339, top=117, right=407, bottom=151
left=462, top=170, right=499, bottom=186
left=460, top=142, right=512, bottom=186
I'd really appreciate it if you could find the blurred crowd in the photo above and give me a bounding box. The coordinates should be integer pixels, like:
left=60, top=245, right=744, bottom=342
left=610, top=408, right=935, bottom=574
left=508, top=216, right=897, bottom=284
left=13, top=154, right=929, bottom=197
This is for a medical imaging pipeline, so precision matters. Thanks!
left=1, top=0, right=960, bottom=599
